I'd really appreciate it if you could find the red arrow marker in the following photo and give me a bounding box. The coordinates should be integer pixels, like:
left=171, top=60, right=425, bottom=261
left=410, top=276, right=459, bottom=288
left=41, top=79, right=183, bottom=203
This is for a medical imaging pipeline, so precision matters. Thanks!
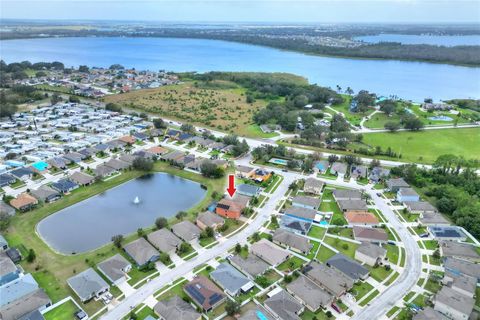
left=227, top=174, right=236, bottom=197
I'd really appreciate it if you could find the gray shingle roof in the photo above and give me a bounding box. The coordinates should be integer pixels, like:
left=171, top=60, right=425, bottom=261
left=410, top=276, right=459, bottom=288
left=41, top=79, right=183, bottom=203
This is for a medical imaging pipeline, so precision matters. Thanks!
left=210, top=263, right=252, bottom=295
left=229, top=253, right=270, bottom=278
left=196, top=211, right=224, bottom=229
left=304, top=261, right=354, bottom=297
left=70, top=171, right=95, bottom=185
left=273, top=229, right=312, bottom=253
left=171, top=221, right=201, bottom=242
left=326, top=253, right=369, bottom=281
left=97, top=254, right=131, bottom=283
left=286, top=274, right=333, bottom=311
left=67, top=268, right=109, bottom=301
left=337, top=199, right=368, bottom=211
left=284, top=207, right=317, bottom=220
left=250, top=239, right=291, bottom=266
left=264, top=290, right=302, bottom=320
left=435, top=286, right=474, bottom=316
left=291, top=196, right=321, bottom=209
left=154, top=296, right=201, bottom=320
left=332, top=189, right=362, bottom=200
left=123, top=238, right=159, bottom=266
left=147, top=228, right=182, bottom=254
left=356, top=242, right=387, bottom=259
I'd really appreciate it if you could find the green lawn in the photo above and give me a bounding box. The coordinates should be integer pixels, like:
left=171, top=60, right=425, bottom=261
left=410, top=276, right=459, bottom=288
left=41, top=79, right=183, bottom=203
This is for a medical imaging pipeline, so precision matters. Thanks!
left=359, top=289, right=379, bottom=306
left=328, top=227, right=354, bottom=239
left=420, top=240, right=439, bottom=250
left=277, top=256, right=305, bottom=272
left=156, top=279, right=188, bottom=301
left=316, top=246, right=336, bottom=262
left=127, top=267, right=158, bottom=286
left=350, top=281, right=374, bottom=301
left=323, top=237, right=358, bottom=258
left=354, top=128, right=480, bottom=163
left=301, top=309, right=332, bottom=320
left=424, top=278, right=442, bottom=294
left=44, top=299, right=78, bottom=320
left=369, top=265, right=393, bottom=282
left=306, top=241, right=320, bottom=260
left=384, top=271, right=400, bottom=286
left=307, top=225, right=327, bottom=240
left=244, top=124, right=279, bottom=139
left=135, top=306, right=158, bottom=319
left=386, top=245, right=400, bottom=265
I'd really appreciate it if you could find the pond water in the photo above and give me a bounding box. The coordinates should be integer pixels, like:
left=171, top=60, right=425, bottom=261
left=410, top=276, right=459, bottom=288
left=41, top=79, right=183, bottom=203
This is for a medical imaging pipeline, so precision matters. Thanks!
left=1, top=37, right=479, bottom=102
left=37, top=173, right=206, bottom=254
left=355, top=34, right=480, bottom=47
left=428, top=115, right=453, bottom=121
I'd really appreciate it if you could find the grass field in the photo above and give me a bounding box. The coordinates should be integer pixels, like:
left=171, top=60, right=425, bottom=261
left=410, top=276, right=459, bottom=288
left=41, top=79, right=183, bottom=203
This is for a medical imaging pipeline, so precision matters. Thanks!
left=104, top=80, right=270, bottom=137
left=354, top=128, right=480, bottom=163
left=3, top=162, right=225, bottom=315
left=44, top=299, right=78, bottom=320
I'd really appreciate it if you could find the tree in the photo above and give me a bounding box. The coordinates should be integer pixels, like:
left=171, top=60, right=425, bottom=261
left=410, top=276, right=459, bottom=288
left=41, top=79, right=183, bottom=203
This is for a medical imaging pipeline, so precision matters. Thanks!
left=68, top=95, right=80, bottom=103
left=180, top=123, right=195, bottom=134
left=78, top=65, right=89, bottom=73
left=176, top=211, right=187, bottom=220
left=132, top=157, right=153, bottom=171
left=200, top=161, right=224, bottom=178
left=402, top=116, right=424, bottom=131
left=0, top=212, right=11, bottom=231
left=252, top=232, right=261, bottom=242
left=155, top=217, right=168, bottom=229
left=225, top=300, right=240, bottom=316
left=255, top=275, right=269, bottom=287
left=328, top=154, right=339, bottom=164
left=26, top=249, right=36, bottom=263
left=153, top=118, right=166, bottom=129
left=379, top=100, right=396, bottom=116
left=105, top=102, right=122, bottom=112
left=111, top=234, right=124, bottom=248
left=384, top=121, right=401, bottom=132
left=50, top=93, right=62, bottom=105
left=235, top=243, right=242, bottom=253
left=137, top=228, right=144, bottom=237
left=177, top=242, right=192, bottom=255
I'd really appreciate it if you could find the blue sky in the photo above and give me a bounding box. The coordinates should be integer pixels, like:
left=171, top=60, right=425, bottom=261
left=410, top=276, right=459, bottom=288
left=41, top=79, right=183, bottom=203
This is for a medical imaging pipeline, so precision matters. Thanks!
left=1, top=0, right=479, bottom=23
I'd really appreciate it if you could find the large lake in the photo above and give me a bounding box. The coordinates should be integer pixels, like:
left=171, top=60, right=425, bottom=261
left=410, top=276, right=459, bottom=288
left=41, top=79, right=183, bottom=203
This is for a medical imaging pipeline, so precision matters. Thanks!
left=355, top=34, right=480, bottom=47
left=1, top=37, right=479, bottom=101
left=37, top=173, right=206, bottom=254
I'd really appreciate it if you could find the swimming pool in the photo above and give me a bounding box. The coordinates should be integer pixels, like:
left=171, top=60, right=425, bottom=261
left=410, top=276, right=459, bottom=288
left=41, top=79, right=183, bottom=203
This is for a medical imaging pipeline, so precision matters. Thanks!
left=31, top=161, right=49, bottom=171
left=269, top=158, right=288, bottom=166
left=428, top=115, right=453, bottom=121
left=319, top=220, right=329, bottom=226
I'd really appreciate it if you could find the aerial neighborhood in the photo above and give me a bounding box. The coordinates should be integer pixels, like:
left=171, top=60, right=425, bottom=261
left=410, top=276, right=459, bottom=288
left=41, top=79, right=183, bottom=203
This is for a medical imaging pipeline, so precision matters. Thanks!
left=0, top=61, right=479, bottom=320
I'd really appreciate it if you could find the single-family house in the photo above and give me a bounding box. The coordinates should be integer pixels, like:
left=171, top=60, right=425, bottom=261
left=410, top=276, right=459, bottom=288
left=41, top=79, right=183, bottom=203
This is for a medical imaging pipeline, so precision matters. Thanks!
left=118, top=135, right=136, bottom=145
left=250, top=169, right=271, bottom=183
left=332, top=189, right=363, bottom=201
left=428, top=226, right=467, bottom=241
left=350, top=165, right=367, bottom=180
left=280, top=215, right=312, bottom=235
left=123, top=238, right=160, bottom=267
left=30, top=185, right=61, bottom=203
left=93, top=164, right=117, bottom=178
left=0, top=201, right=15, bottom=216
left=216, top=198, right=243, bottom=219
left=286, top=274, right=333, bottom=312
left=303, top=178, right=324, bottom=195
left=284, top=207, right=317, bottom=222
left=51, top=179, right=78, bottom=193
left=235, top=165, right=254, bottom=178
left=419, top=211, right=450, bottom=226
left=0, top=174, right=16, bottom=187
left=229, top=254, right=270, bottom=279
left=444, top=271, right=477, bottom=298
left=273, top=229, right=312, bottom=255
left=171, top=221, right=201, bottom=243
left=250, top=239, right=291, bottom=266
left=303, top=261, right=354, bottom=297
left=210, top=262, right=254, bottom=296
left=434, top=286, right=474, bottom=320
left=291, top=196, right=321, bottom=210
left=330, top=162, right=347, bottom=178
left=326, top=253, right=369, bottom=281
left=264, top=290, right=303, bottom=320
left=404, top=201, right=437, bottom=215
left=337, top=199, right=368, bottom=213
left=196, top=211, right=225, bottom=231
left=69, top=171, right=95, bottom=186
left=10, top=167, right=34, bottom=181
left=355, top=242, right=387, bottom=266
left=439, top=241, right=480, bottom=263
left=444, top=257, right=480, bottom=282
left=397, top=188, right=420, bottom=203
left=314, top=160, right=329, bottom=174
left=0, top=282, right=51, bottom=320
left=369, top=167, right=390, bottom=183
left=5, top=248, right=21, bottom=263
left=0, top=253, right=20, bottom=286
left=67, top=268, right=109, bottom=302
left=105, top=158, right=130, bottom=170
left=154, top=296, right=201, bottom=320
left=97, top=254, right=132, bottom=285
left=237, top=184, right=261, bottom=197
left=413, top=307, right=449, bottom=320
left=386, top=178, right=410, bottom=192
left=345, top=211, right=379, bottom=226
left=10, top=193, right=38, bottom=212
left=353, top=226, right=388, bottom=244
left=147, top=229, right=182, bottom=254
left=184, top=276, right=226, bottom=312
left=63, top=152, right=85, bottom=163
